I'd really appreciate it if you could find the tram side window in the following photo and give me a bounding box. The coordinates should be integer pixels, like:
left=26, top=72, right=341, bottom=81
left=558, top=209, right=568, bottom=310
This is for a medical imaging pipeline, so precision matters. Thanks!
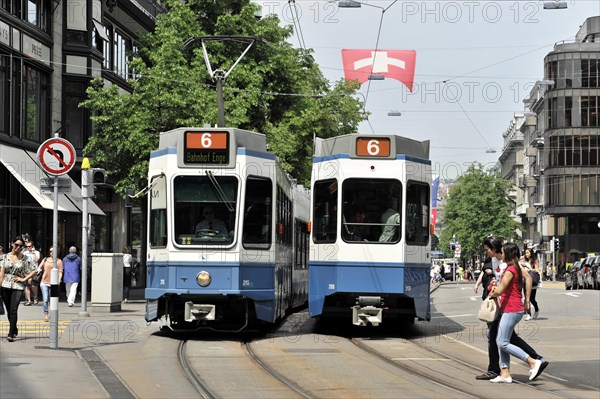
left=313, top=179, right=338, bottom=243
left=294, top=219, right=309, bottom=269
left=149, top=175, right=167, bottom=247
left=242, top=176, right=272, bottom=248
left=276, top=186, right=293, bottom=245
left=406, top=181, right=430, bottom=245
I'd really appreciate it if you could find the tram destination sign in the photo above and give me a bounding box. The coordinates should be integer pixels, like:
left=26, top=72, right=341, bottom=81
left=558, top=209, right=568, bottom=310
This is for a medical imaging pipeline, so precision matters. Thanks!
left=355, top=137, right=391, bottom=157
left=184, top=131, right=229, bottom=165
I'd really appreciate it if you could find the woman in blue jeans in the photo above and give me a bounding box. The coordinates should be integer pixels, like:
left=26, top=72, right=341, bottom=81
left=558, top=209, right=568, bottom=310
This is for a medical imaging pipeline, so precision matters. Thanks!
left=39, top=247, right=63, bottom=322
left=488, top=242, right=547, bottom=383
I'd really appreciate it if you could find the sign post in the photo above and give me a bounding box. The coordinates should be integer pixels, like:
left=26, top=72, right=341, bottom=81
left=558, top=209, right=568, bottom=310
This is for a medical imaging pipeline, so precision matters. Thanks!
left=37, top=135, right=76, bottom=349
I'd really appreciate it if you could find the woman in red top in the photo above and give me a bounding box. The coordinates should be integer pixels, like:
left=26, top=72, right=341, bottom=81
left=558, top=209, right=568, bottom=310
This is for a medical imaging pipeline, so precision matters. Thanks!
left=488, top=242, right=546, bottom=383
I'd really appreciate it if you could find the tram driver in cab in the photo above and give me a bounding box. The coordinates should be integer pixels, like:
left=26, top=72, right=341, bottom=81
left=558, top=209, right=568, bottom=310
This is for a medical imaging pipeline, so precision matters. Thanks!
left=195, top=206, right=228, bottom=236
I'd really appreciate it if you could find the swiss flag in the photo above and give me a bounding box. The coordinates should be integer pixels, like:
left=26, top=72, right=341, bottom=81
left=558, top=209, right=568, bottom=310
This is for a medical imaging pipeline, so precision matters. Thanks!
left=342, top=49, right=416, bottom=92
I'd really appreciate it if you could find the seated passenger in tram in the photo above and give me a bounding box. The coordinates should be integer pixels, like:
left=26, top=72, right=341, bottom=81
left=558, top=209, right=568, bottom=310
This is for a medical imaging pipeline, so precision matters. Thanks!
left=379, top=196, right=400, bottom=242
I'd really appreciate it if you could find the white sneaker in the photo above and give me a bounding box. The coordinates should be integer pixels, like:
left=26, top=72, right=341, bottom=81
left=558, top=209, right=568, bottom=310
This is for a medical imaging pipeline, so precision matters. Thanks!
left=524, top=314, right=532, bottom=321
left=490, top=376, right=512, bottom=383
left=533, top=310, right=539, bottom=319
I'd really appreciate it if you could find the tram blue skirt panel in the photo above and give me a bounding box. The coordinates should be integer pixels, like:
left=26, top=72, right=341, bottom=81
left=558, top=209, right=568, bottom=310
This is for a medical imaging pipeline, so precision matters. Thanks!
left=308, top=261, right=430, bottom=319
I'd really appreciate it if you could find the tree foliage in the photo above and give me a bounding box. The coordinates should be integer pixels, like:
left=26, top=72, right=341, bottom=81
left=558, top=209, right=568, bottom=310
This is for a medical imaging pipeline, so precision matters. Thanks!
left=81, top=0, right=365, bottom=197
left=440, top=163, right=521, bottom=261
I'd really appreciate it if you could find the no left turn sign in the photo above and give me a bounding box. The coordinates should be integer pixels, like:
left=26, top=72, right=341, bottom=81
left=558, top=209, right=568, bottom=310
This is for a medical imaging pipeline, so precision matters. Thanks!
left=37, top=138, right=76, bottom=176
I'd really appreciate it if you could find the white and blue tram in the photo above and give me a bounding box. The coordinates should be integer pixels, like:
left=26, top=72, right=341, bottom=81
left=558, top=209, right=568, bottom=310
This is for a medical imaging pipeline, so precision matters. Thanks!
left=144, top=128, right=310, bottom=332
left=309, top=134, right=432, bottom=326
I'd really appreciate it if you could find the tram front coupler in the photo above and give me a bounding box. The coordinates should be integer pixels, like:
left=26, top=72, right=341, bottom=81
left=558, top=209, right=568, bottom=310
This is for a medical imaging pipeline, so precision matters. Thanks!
left=352, top=296, right=384, bottom=326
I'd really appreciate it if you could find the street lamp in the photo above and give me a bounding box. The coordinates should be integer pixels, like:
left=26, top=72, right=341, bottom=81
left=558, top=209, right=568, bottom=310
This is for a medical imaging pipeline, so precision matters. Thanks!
left=543, top=1, right=567, bottom=9
left=338, top=1, right=361, bottom=7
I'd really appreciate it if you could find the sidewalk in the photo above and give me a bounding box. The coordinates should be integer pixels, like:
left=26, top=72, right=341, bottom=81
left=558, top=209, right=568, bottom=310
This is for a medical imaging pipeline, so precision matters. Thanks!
left=1, top=292, right=148, bottom=399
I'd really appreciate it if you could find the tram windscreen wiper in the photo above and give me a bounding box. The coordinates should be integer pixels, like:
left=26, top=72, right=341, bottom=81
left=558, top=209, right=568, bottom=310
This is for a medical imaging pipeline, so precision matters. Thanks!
left=205, top=171, right=235, bottom=212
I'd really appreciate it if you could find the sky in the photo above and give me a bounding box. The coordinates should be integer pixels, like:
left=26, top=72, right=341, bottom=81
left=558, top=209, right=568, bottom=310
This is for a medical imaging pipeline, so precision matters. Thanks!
left=255, top=0, right=600, bottom=179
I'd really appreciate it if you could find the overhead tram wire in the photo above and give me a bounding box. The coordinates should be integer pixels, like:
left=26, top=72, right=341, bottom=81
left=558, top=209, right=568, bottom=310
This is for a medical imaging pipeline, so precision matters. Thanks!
left=442, top=81, right=495, bottom=152
left=289, top=0, right=307, bottom=52
left=361, top=0, right=398, bottom=112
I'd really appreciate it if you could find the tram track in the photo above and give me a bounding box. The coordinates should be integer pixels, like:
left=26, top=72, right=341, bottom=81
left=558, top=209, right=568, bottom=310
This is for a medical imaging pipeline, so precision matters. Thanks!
left=350, top=338, right=479, bottom=399
left=242, top=340, right=315, bottom=399
left=351, top=335, right=579, bottom=399
left=177, top=340, right=217, bottom=399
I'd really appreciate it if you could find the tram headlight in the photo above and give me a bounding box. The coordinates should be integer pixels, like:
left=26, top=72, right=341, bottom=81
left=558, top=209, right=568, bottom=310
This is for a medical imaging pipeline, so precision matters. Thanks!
left=196, top=271, right=212, bottom=287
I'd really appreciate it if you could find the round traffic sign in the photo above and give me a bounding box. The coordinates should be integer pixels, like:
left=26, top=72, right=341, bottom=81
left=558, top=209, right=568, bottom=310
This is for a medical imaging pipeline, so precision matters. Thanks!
left=37, top=138, right=77, bottom=176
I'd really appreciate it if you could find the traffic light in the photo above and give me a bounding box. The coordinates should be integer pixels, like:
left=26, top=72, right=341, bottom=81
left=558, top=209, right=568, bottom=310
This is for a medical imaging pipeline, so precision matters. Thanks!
left=555, top=238, right=560, bottom=251
left=81, top=165, right=106, bottom=198
left=125, top=188, right=135, bottom=208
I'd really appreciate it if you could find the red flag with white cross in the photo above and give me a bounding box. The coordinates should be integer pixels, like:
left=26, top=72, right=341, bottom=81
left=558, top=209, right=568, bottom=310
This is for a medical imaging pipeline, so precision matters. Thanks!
left=341, top=49, right=417, bottom=92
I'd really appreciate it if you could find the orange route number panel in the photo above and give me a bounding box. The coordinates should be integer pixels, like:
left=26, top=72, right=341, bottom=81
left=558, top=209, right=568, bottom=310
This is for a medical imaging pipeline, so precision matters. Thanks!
left=184, top=131, right=229, bottom=165
left=355, top=137, right=391, bottom=157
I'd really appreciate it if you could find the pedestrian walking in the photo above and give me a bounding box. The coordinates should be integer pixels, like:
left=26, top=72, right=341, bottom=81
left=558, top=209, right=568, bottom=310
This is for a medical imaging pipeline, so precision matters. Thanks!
left=39, top=247, right=63, bottom=322
left=62, top=246, right=82, bottom=307
left=122, top=246, right=133, bottom=303
left=0, top=235, right=38, bottom=341
left=22, top=235, right=41, bottom=306
left=474, top=236, right=547, bottom=381
left=487, top=242, right=548, bottom=383
left=520, top=248, right=540, bottom=320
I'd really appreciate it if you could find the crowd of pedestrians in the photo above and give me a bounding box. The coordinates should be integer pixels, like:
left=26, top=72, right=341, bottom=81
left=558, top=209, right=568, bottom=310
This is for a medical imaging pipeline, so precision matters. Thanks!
left=0, top=233, right=138, bottom=342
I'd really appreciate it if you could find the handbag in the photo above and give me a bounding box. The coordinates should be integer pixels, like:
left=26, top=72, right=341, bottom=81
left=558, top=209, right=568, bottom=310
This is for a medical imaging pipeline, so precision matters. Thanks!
left=477, top=297, right=500, bottom=322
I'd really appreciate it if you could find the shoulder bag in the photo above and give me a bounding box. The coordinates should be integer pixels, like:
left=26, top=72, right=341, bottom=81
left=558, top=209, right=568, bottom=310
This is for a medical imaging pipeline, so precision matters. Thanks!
left=477, top=297, right=500, bottom=322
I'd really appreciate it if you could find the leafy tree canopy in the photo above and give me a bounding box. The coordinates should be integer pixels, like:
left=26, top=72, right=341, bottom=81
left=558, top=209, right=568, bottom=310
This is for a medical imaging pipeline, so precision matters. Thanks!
left=81, top=0, right=366, bottom=196
left=440, top=163, right=521, bottom=261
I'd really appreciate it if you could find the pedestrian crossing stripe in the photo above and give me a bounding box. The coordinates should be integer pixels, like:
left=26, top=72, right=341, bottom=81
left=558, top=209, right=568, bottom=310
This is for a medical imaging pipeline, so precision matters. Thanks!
left=1, top=321, right=71, bottom=334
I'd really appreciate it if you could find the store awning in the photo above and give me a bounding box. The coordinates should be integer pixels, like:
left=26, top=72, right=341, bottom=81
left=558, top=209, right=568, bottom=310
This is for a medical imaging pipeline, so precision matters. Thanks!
left=0, top=145, right=105, bottom=215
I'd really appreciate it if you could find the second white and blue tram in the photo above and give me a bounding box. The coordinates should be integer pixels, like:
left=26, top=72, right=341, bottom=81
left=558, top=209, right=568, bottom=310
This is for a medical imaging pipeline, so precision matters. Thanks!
left=144, top=127, right=310, bottom=332
left=309, top=134, right=432, bottom=326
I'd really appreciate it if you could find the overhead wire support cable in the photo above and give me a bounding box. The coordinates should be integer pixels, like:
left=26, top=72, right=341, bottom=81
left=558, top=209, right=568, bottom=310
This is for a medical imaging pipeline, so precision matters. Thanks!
left=289, top=0, right=307, bottom=51
left=361, top=0, right=398, bottom=113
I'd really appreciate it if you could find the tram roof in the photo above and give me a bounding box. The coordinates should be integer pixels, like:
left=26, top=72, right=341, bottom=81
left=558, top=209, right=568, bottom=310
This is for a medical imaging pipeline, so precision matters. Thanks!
left=158, top=127, right=268, bottom=153
left=314, top=134, right=429, bottom=160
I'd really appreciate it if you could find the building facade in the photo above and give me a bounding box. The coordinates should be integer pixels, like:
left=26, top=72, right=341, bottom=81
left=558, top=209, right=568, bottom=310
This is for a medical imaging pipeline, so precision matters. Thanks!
left=501, top=16, right=600, bottom=265
left=0, top=0, right=163, bottom=258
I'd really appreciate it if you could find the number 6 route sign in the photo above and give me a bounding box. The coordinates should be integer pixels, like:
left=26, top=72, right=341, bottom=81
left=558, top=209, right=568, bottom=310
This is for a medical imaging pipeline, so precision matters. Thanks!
left=37, top=138, right=76, bottom=176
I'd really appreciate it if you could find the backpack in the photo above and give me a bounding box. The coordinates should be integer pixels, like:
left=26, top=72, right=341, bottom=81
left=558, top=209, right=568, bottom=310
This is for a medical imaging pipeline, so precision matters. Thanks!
left=530, top=270, right=540, bottom=286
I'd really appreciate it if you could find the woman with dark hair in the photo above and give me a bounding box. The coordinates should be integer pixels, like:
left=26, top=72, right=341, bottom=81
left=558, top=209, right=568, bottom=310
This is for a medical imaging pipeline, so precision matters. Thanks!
left=475, top=236, right=546, bottom=381
left=0, top=235, right=38, bottom=341
left=521, top=248, right=540, bottom=320
left=488, top=242, right=545, bottom=383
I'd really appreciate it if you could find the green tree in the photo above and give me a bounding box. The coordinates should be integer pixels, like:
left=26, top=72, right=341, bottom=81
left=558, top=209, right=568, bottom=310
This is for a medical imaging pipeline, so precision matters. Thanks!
left=81, top=0, right=365, bottom=197
left=440, top=163, right=521, bottom=261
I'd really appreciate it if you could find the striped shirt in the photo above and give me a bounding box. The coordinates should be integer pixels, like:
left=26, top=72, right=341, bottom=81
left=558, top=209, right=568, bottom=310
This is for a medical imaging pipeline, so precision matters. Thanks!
left=1, top=255, right=36, bottom=290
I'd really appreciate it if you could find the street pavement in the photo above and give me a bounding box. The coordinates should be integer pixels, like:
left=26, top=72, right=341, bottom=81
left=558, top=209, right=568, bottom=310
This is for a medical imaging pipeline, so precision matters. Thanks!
left=0, top=281, right=571, bottom=398
left=0, top=289, right=147, bottom=399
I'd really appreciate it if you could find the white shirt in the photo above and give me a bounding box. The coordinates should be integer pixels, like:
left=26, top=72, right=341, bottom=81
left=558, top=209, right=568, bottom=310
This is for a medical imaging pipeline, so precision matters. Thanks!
left=492, top=257, right=508, bottom=281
